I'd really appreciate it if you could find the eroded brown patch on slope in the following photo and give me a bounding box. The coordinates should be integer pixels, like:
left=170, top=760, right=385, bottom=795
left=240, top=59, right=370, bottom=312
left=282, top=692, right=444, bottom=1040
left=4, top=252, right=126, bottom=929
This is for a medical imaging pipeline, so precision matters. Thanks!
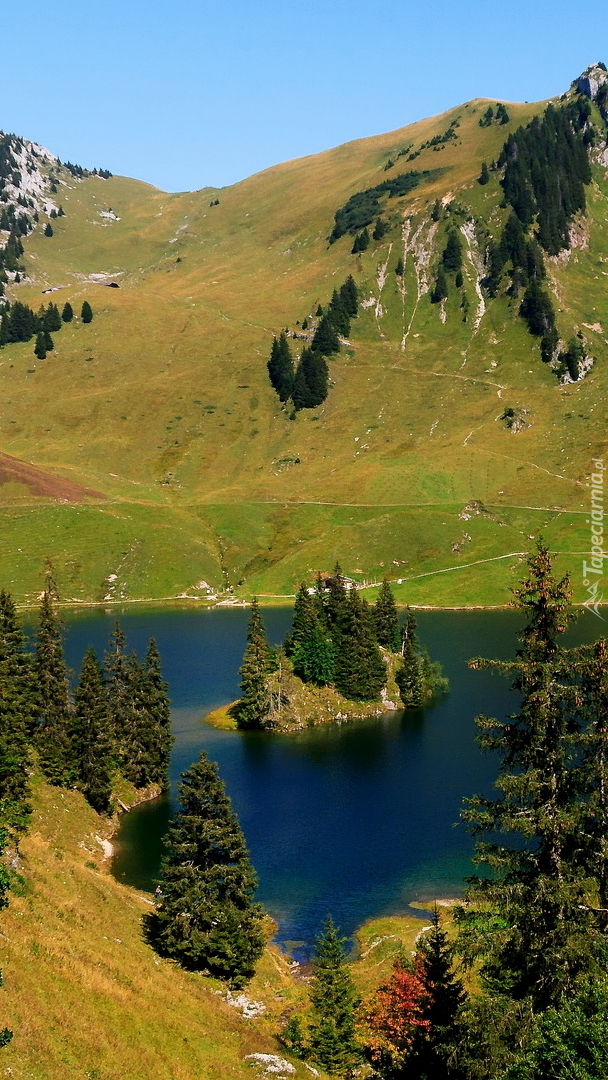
left=0, top=453, right=105, bottom=501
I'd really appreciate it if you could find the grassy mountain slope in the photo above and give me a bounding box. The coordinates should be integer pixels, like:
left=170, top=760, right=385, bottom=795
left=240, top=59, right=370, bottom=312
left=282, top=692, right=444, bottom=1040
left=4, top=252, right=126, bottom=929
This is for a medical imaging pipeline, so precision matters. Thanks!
left=0, top=776, right=431, bottom=1079
left=0, top=778, right=315, bottom=1079
left=1, top=77, right=606, bottom=606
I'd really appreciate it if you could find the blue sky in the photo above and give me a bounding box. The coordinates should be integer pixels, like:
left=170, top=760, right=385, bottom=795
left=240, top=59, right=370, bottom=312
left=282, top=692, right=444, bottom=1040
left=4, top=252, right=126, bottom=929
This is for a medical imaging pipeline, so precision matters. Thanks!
left=4, top=2, right=607, bottom=192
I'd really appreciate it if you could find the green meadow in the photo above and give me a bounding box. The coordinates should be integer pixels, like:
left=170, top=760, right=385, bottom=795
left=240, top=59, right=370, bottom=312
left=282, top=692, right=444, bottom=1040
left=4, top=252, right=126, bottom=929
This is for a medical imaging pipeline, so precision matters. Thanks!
left=1, top=92, right=606, bottom=607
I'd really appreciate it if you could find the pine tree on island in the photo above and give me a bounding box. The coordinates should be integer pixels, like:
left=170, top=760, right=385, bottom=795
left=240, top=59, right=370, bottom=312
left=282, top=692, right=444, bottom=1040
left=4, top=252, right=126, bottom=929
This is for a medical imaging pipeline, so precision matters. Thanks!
left=235, top=598, right=271, bottom=729
left=287, top=585, right=335, bottom=686
left=144, top=751, right=265, bottom=986
left=333, top=589, right=386, bottom=702
left=308, top=917, right=362, bottom=1076
left=373, top=578, right=401, bottom=651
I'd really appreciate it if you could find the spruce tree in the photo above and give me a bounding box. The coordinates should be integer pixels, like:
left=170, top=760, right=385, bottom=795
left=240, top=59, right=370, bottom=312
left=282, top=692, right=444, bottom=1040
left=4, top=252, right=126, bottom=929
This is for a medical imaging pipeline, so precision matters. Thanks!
left=373, top=579, right=400, bottom=651
left=104, top=620, right=131, bottom=760
left=308, top=917, right=361, bottom=1076
left=351, top=227, right=370, bottom=254
left=311, top=315, right=340, bottom=356
left=117, top=651, right=151, bottom=786
left=442, top=230, right=463, bottom=273
left=267, top=332, right=294, bottom=402
left=396, top=637, right=424, bottom=708
left=457, top=540, right=598, bottom=1008
left=145, top=752, right=265, bottom=986
left=431, top=264, right=448, bottom=303
left=81, top=300, right=93, bottom=323
left=291, top=593, right=335, bottom=687
left=34, top=331, right=46, bottom=359
left=292, top=347, right=329, bottom=411
left=327, top=290, right=350, bottom=337
left=339, top=275, right=359, bottom=317
left=61, top=301, right=73, bottom=322
left=334, top=590, right=386, bottom=701
left=140, top=638, right=173, bottom=788
left=478, top=161, right=490, bottom=185
left=412, top=911, right=466, bottom=1079
left=43, top=302, right=62, bottom=332
left=236, top=598, right=271, bottom=729
left=0, top=590, right=33, bottom=836
left=34, top=565, right=73, bottom=786
left=72, top=648, right=113, bottom=813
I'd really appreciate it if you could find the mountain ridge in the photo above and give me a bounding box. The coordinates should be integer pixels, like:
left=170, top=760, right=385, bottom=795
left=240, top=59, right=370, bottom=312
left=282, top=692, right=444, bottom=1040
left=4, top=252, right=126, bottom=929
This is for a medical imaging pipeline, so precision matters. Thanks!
left=0, top=66, right=606, bottom=607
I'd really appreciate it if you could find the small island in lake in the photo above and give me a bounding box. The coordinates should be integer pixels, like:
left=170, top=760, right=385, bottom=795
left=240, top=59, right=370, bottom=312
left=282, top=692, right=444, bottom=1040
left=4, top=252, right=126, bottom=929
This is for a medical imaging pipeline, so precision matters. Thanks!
left=207, top=568, right=448, bottom=733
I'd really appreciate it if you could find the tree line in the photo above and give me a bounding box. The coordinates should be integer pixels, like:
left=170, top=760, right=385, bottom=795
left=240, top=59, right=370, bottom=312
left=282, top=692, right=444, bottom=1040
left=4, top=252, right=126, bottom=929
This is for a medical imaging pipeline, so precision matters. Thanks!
left=235, top=571, right=447, bottom=729
left=267, top=276, right=358, bottom=411
left=483, top=97, right=597, bottom=374
left=0, top=566, right=172, bottom=820
left=0, top=298, right=93, bottom=358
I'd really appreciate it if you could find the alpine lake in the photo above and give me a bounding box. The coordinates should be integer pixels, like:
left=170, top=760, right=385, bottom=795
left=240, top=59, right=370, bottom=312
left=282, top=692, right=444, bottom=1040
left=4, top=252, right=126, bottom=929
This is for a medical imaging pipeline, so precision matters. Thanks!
left=59, top=604, right=605, bottom=960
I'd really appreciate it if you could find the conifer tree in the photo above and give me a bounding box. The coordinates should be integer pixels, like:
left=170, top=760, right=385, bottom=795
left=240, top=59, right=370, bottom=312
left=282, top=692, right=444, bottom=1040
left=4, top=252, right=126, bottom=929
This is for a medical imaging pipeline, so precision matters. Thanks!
left=145, top=752, right=265, bottom=986
left=267, top=332, right=294, bottom=402
left=412, top=911, right=466, bottom=1079
left=442, top=230, right=464, bottom=273
left=140, top=638, right=173, bottom=788
left=61, top=301, right=73, bottom=322
left=457, top=540, right=598, bottom=1008
left=308, top=917, right=361, bottom=1076
left=431, top=264, right=448, bottom=303
left=322, top=564, right=348, bottom=629
left=43, top=302, right=62, bottom=332
left=290, top=590, right=335, bottom=687
left=292, top=347, right=329, bottom=410
left=351, top=228, right=370, bottom=254
left=285, top=583, right=314, bottom=657
left=72, top=648, right=113, bottom=813
left=311, top=315, right=340, bottom=356
left=334, top=590, right=386, bottom=701
left=116, top=651, right=150, bottom=786
left=396, top=636, right=424, bottom=708
left=81, top=300, right=93, bottom=323
left=373, top=579, right=400, bottom=651
left=478, top=161, right=490, bottom=185
left=34, top=331, right=46, bottom=359
left=0, top=590, right=33, bottom=836
left=104, top=620, right=131, bottom=759
left=339, top=275, right=359, bottom=317
left=236, top=598, right=271, bottom=729
left=34, top=564, right=73, bottom=786
left=327, top=290, right=350, bottom=337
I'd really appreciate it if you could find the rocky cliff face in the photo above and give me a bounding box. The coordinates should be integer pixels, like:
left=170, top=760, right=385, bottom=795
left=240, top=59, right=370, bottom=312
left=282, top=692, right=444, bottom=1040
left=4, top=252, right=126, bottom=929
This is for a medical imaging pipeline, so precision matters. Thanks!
left=576, top=62, right=608, bottom=102
left=0, top=132, right=59, bottom=218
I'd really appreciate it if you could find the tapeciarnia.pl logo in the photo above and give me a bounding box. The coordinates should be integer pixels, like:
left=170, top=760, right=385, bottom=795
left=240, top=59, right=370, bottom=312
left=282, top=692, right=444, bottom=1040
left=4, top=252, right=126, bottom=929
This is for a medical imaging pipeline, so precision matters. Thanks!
left=582, top=458, right=605, bottom=618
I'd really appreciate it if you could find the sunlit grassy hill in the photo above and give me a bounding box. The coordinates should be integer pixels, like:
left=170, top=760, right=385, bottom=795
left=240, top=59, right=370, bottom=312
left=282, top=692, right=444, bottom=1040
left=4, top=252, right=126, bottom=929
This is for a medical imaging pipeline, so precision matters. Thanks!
left=1, top=74, right=606, bottom=606
left=0, top=778, right=325, bottom=1080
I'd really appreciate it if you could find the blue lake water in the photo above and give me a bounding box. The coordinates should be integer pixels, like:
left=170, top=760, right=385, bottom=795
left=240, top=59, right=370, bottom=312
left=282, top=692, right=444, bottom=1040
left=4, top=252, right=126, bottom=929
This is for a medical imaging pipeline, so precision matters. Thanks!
left=59, top=605, right=604, bottom=957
